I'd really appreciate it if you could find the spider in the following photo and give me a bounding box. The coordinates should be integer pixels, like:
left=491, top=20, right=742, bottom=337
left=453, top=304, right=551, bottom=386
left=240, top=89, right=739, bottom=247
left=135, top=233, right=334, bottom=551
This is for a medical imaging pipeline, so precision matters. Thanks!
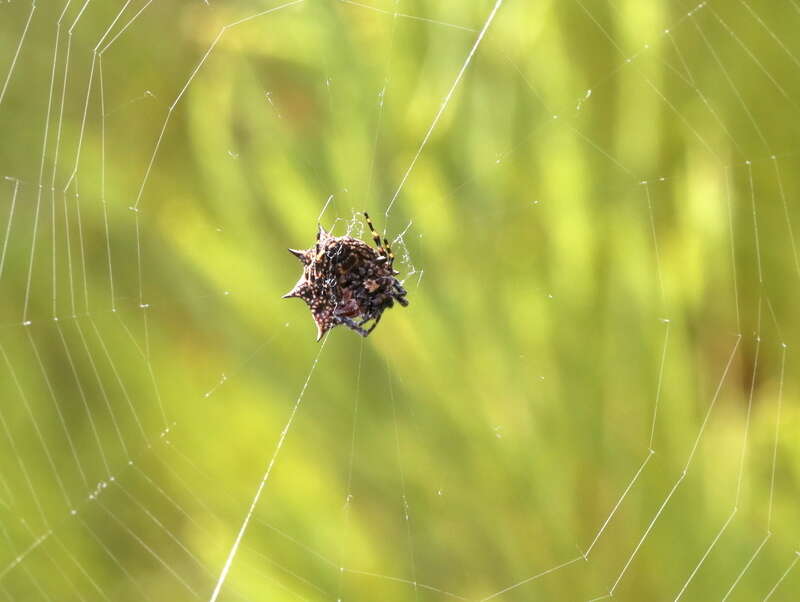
left=283, top=212, right=409, bottom=340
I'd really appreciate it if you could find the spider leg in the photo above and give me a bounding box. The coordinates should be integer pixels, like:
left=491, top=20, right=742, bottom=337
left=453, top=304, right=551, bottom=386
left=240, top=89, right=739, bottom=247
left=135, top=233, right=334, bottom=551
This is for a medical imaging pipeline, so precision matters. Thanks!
left=340, top=316, right=372, bottom=337
left=363, top=212, right=387, bottom=258
left=365, top=314, right=381, bottom=335
left=394, top=282, right=409, bottom=306
left=313, top=225, right=327, bottom=262
left=382, top=237, right=396, bottom=269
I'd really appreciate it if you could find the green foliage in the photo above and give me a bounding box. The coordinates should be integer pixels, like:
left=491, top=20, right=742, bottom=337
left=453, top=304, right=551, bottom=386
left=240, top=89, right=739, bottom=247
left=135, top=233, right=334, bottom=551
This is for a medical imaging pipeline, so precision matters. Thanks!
left=0, top=1, right=798, bottom=600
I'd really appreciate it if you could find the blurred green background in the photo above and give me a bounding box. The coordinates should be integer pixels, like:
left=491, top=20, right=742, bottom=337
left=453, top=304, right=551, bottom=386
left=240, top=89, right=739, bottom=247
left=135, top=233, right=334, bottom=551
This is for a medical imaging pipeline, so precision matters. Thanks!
left=0, top=0, right=798, bottom=600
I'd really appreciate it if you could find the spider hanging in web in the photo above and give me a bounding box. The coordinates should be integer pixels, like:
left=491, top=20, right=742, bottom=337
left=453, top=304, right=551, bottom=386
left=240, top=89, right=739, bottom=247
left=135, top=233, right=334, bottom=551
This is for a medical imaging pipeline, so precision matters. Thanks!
left=283, top=212, right=409, bottom=340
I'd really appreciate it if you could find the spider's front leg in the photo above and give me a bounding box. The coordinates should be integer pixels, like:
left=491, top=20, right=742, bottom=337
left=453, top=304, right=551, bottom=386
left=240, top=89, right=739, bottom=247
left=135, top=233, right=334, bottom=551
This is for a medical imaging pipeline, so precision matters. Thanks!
left=357, top=314, right=381, bottom=335
left=340, top=316, right=372, bottom=337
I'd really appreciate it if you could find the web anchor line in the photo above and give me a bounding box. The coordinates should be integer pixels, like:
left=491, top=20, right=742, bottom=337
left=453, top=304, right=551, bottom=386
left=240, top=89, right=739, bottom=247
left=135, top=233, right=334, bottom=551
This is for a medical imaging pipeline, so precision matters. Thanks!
left=0, top=0, right=36, bottom=108
left=209, top=335, right=328, bottom=602
left=383, top=0, right=505, bottom=223
left=132, top=0, right=304, bottom=212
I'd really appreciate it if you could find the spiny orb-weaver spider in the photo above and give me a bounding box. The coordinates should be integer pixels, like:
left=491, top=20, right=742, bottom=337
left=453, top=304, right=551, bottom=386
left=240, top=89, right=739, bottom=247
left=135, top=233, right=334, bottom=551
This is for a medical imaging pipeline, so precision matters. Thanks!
left=283, top=213, right=409, bottom=340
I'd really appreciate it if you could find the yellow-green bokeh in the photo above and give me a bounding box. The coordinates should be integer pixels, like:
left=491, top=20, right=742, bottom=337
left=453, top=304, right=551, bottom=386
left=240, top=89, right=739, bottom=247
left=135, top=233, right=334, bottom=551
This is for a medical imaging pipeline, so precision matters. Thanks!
left=0, top=1, right=798, bottom=600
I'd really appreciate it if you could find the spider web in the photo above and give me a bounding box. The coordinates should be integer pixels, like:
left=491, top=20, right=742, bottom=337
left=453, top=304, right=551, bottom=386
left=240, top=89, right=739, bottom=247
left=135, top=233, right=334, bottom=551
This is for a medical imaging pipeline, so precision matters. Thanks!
left=0, top=0, right=798, bottom=600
